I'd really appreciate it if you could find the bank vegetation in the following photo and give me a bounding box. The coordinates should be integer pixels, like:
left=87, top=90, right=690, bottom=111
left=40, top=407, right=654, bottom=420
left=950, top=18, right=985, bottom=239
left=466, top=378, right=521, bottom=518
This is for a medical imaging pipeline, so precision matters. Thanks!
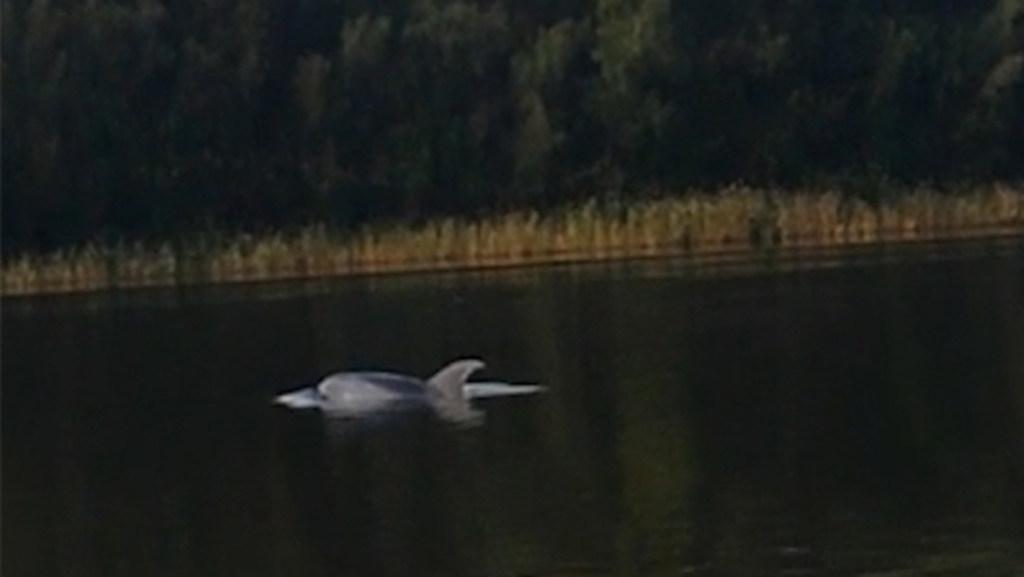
left=4, top=186, right=1022, bottom=296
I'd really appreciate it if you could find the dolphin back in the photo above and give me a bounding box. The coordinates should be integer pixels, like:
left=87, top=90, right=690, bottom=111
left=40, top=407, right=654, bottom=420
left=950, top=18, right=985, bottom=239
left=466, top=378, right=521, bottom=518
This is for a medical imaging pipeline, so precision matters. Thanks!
left=427, top=358, right=485, bottom=401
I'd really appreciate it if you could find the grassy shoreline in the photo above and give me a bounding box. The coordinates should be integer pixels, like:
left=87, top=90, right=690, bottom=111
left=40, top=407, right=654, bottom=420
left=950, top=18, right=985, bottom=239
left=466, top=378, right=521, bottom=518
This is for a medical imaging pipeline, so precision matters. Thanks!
left=4, top=186, right=1023, bottom=297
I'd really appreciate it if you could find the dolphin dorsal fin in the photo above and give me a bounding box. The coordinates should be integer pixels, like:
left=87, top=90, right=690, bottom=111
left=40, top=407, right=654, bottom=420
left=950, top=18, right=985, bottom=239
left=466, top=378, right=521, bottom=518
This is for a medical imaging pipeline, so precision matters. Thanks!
left=427, top=358, right=485, bottom=401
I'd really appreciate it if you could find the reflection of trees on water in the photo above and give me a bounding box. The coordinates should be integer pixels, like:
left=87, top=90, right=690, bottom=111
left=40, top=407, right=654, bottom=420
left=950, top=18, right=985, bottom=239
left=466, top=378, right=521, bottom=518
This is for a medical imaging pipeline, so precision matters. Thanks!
left=600, top=279, right=697, bottom=576
left=6, top=257, right=1023, bottom=577
left=270, top=263, right=1023, bottom=577
left=11, top=313, right=303, bottom=577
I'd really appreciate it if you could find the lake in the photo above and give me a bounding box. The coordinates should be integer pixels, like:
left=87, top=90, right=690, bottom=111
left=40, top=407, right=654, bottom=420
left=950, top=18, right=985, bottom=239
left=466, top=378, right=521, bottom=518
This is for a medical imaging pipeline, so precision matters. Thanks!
left=4, top=241, right=1023, bottom=577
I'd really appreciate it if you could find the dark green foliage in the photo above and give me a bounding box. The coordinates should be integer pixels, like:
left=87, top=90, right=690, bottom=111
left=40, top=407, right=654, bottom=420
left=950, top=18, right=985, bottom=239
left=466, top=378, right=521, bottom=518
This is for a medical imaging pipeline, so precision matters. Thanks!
left=3, top=0, right=1022, bottom=253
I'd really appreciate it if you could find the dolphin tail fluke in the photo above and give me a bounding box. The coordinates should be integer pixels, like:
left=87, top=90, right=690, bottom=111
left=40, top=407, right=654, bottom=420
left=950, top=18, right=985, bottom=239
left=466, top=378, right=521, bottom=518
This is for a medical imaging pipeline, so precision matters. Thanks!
left=273, top=387, right=323, bottom=409
left=463, top=382, right=545, bottom=399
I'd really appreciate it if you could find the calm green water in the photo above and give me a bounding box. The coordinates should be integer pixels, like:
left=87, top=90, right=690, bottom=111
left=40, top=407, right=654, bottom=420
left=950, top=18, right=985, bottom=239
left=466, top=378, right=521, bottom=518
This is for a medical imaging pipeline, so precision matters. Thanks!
left=4, top=243, right=1024, bottom=577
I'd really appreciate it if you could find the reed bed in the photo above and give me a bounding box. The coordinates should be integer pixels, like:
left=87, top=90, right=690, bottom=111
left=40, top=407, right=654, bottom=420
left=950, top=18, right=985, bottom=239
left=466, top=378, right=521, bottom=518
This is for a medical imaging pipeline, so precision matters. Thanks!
left=4, top=186, right=1023, bottom=296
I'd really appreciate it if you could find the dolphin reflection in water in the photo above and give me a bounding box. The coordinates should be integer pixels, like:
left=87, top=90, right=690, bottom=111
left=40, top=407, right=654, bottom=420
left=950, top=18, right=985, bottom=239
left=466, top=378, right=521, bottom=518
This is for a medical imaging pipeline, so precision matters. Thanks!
left=273, top=359, right=542, bottom=425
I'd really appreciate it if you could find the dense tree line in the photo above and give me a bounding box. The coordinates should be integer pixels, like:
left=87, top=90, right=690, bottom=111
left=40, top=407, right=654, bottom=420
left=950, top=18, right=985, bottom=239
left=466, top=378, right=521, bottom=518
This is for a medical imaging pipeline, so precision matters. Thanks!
left=3, top=0, right=1023, bottom=253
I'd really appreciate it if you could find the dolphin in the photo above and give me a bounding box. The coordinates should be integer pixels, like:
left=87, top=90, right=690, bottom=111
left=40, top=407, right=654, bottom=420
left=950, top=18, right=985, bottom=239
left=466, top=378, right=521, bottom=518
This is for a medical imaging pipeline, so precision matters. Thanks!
left=273, top=359, right=543, bottom=423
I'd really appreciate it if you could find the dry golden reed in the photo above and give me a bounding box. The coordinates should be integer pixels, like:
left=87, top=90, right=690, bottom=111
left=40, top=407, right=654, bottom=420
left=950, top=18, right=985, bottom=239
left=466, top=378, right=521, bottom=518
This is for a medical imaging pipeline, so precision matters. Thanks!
left=4, top=186, right=1022, bottom=296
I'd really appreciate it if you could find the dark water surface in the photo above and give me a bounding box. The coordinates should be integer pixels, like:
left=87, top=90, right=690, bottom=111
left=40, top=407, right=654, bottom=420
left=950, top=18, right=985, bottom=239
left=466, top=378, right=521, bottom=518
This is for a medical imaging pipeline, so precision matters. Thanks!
left=4, top=244, right=1024, bottom=577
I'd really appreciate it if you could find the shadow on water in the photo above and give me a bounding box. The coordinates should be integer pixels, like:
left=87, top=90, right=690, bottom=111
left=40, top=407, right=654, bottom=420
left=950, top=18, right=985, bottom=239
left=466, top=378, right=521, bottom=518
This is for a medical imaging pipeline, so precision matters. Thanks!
left=3, top=240, right=1023, bottom=577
